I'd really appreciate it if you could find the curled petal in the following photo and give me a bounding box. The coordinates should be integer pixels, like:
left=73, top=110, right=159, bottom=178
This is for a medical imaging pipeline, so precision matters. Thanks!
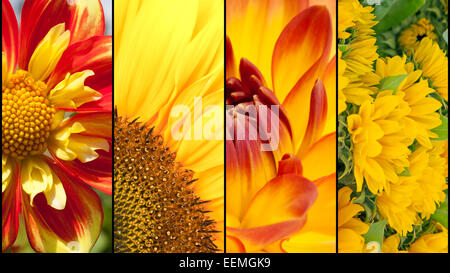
left=19, top=0, right=105, bottom=69
left=49, top=113, right=111, bottom=163
left=48, top=70, right=102, bottom=110
left=2, top=0, right=19, bottom=75
left=2, top=159, right=20, bottom=252
left=20, top=156, right=66, bottom=210
left=277, top=153, right=303, bottom=176
left=47, top=36, right=112, bottom=91
left=22, top=159, right=103, bottom=253
left=226, top=36, right=237, bottom=78
left=74, top=86, right=112, bottom=113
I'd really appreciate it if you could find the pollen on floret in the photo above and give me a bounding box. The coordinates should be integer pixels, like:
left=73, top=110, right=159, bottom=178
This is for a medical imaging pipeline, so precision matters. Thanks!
left=2, top=70, right=55, bottom=160
left=113, top=110, right=219, bottom=253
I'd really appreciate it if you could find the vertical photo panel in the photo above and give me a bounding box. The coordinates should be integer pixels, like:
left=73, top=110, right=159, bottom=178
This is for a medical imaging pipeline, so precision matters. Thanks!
left=225, top=0, right=337, bottom=253
left=337, top=0, right=448, bottom=253
left=2, top=0, right=113, bottom=253
left=113, top=0, right=224, bottom=253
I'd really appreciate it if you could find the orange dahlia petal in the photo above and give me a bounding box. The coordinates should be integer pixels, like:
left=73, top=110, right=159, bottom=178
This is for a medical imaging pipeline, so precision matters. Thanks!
left=47, top=36, right=112, bottom=91
left=18, top=0, right=105, bottom=69
left=2, top=0, right=19, bottom=74
left=2, top=160, right=21, bottom=252
left=22, top=158, right=103, bottom=253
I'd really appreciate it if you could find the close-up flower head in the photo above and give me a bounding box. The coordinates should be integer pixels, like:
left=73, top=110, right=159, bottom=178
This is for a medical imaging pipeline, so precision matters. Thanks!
left=226, top=0, right=337, bottom=253
left=2, top=0, right=112, bottom=253
left=113, top=0, right=224, bottom=253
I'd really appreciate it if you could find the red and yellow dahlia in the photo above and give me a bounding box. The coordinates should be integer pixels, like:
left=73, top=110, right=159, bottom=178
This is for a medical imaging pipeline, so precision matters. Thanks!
left=226, top=0, right=336, bottom=253
left=2, top=0, right=112, bottom=253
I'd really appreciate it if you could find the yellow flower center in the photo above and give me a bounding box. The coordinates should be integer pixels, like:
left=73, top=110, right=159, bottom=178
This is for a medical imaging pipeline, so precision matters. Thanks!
left=2, top=70, right=55, bottom=160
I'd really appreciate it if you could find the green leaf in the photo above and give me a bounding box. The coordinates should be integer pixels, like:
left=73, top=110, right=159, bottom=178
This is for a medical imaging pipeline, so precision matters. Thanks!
left=399, top=167, right=410, bottom=176
left=378, top=74, right=408, bottom=94
left=443, top=29, right=448, bottom=45
left=362, top=219, right=388, bottom=253
left=374, top=0, right=425, bottom=32
left=431, top=115, right=448, bottom=141
left=431, top=191, right=448, bottom=229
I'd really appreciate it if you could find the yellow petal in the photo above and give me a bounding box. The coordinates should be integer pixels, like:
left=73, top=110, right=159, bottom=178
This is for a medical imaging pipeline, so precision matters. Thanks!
left=48, top=70, right=101, bottom=109
left=2, top=52, right=8, bottom=86
left=49, top=122, right=109, bottom=163
left=28, top=23, right=70, bottom=82
left=282, top=231, right=335, bottom=253
left=2, top=154, right=13, bottom=193
left=20, top=156, right=66, bottom=210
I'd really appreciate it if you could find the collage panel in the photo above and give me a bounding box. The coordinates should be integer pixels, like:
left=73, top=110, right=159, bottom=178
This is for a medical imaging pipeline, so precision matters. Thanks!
left=225, top=0, right=337, bottom=253
left=2, top=0, right=112, bottom=253
left=337, top=0, right=448, bottom=253
left=113, top=0, right=225, bottom=253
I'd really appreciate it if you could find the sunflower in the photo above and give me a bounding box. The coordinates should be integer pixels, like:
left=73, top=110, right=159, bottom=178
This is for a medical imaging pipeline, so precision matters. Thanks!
left=2, top=0, right=112, bottom=253
left=382, top=234, right=408, bottom=253
left=338, top=50, right=349, bottom=114
left=347, top=93, right=412, bottom=194
left=377, top=176, right=420, bottom=235
left=337, top=186, right=369, bottom=253
left=408, top=223, right=448, bottom=253
left=409, top=142, right=447, bottom=219
left=339, top=0, right=378, bottom=106
left=414, top=37, right=448, bottom=101
left=226, top=0, right=336, bottom=253
left=363, top=55, right=442, bottom=149
left=398, top=18, right=438, bottom=54
left=113, top=0, right=224, bottom=253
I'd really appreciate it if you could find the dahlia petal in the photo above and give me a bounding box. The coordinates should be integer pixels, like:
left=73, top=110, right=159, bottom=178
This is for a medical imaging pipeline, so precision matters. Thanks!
left=48, top=70, right=102, bottom=110
left=240, top=174, right=317, bottom=229
left=2, top=52, right=7, bottom=85
left=322, top=55, right=336, bottom=134
left=2, top=154, right=12, bottom=193
left=297, top=79, right=328, bottom=157
left=2, top=159, right=20, bottom=252
left=226, top=235, right=246, bottom=253
left=300, top=173, right=336, bottom=236
left=74, top=86, right=112, bottom=113
left=22, top=160, right=102, bottom=253
left=49, top=113, right=111, bottom=163
left=28, top=23, right=70, bottom=81
left=19, top=0, right=105, bottom=69
left=274, top=6, right=332, bottom=151
left=300, top=132, right=336, bottom=181
left=47, top=36, right=112, bottom=91
left=50, top=149, right=111, bottom=195
left=227, top=218, right=307, bottom=251
left=226, top=36, right=237, bottom=78
left=281, top=231, right=335, bottom=253
left=227, top=0, right=310, bottom=87
left=2, top=0, right=18, bottom=76
left=20, top=156, right=66, bottom=210
left=225, top=140, right=243, bottom=220
left=272, top=5, right=332, bottom=102
left=277, top=153, right=303, bottom=176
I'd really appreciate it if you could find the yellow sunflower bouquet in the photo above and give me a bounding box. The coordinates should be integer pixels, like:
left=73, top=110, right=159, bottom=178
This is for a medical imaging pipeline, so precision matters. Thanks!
left=338, top=0, right=448, bottom=253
